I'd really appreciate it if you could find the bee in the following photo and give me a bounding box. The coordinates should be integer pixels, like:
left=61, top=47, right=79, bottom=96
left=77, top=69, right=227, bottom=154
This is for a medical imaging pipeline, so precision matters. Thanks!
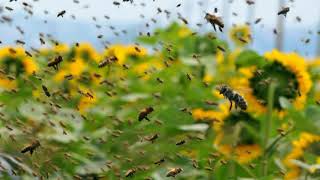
left=98, top=56, right=118, bottom=68
left=25, top=50, right=33, bottom=57
left=154, top=158, right=165, bottom=165
left=48, top=55, right=63, bottom=70
left=205, top=13, right=224, bottom=32
left=113, top=1, right=120, bottom=6
left=216, top=85, right=248, bottom=111
left=217, top=45, right=225, bottom=52
left=42, top=85, right=51, bottom=97
left=144, top=133, right=159, bottom=143
left=255, top=18, right=262, bottom=24
left=192, top=159, right=199, bottom=169
left=296, top=16, right=301, bottom=22
left=125, top=168, right=136, bottom=177
left=21, top=140, right=40, bottom=155
left=186, top=73, right=192, bottom=81
left=166, top=168, right=183, bottom=177
left=246, top=0, right=255, bottom=5
left=138, top=107, right=154, bottom=121
left=179, top=16, right=188, bottom=25
left=5, top=6, right=14, bottom=11
left=277, top=7, right=290, bottom=17
left=156, top=77, right=164, bottom=84
left=205, top=100, right=218, bottom=106
left=176, top=139, right=186, bottom=146
left=57, top=10, right=66, bottom=17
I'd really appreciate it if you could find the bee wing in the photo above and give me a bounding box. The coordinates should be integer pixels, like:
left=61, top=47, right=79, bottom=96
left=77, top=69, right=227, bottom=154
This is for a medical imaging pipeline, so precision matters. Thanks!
left=234, top=86, right=252, bottom=94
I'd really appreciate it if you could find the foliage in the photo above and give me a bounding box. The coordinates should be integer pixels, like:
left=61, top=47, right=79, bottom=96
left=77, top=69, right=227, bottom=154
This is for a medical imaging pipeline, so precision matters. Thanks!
left=0, top=23, right=319, bottom=180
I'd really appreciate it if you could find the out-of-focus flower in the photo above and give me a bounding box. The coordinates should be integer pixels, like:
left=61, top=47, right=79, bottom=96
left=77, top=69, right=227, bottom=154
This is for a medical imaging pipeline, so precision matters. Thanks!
left=0, top=78, right=17, bottom=90
left=283, top=132, right=320, bottom=180
left=75, top=43, right=101, bottom=62
left=133, top=59, right=163, bottom=79
left=192, top=103, right=229, bottom=131
left=77, top=87, right=97, bottom=114
left=229, top=25, right=251, bottom=47
left=0, top=47, right=38, bottom=76
left=103, top=44, right=147, bottom=65
left=178, top=26, right=192, bottom=38
left=212, top=110, right=261, bottom=164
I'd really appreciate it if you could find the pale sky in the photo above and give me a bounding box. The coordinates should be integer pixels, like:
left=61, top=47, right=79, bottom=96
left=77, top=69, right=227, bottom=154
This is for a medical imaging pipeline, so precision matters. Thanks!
left=0, top=0, right=319, bottom=57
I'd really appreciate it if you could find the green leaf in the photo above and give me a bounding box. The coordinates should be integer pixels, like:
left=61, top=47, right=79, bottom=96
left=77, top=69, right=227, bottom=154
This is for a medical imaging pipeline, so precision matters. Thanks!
left=235, top=50, right=266, bottom=69
left=279, top=96, right=292, bottom=109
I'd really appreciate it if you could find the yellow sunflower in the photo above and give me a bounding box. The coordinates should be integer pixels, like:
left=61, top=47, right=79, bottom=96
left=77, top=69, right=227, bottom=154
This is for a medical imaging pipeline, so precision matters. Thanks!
left=0, top=46, right=38, bottom=76
left=74, top=43, right=101, bottom=62
left=229, top=25, right=252, bottom=46
left=77, top=89, right=97, bottom=114
left=214, top=110, right=262, bottom=164
left=133, top=59, right=164, bottom=80
left=283, top=132, right=320, bottom=180
left=235, top=50, right=312, bottom=113
left=215, top=48, right=241, bottom=81
left=192, top=103, right=262, bottom=164
left=178, top=26, right=192, bottom=38
left=53, top=57, right=87, bottom=82
left=103, top=44, right=147, bottom=65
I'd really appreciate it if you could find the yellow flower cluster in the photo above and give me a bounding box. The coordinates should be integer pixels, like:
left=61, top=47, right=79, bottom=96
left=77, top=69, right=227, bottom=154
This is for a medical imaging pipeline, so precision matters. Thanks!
left=103, top=44, right=147, bottom=65
left=283, top=132, right=320, bottom=180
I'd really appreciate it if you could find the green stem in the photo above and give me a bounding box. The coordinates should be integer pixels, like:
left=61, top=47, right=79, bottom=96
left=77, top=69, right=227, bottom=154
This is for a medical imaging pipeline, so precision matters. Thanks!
left=262, top=82, right=276, bottom=176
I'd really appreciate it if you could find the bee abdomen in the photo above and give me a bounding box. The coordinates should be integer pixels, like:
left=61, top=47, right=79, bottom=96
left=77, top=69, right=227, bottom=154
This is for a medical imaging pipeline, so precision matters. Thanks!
left=233, top=93, right=247, bottom=110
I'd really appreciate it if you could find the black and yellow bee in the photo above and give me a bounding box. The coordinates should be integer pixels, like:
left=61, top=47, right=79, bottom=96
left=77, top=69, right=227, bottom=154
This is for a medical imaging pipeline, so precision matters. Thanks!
left=138, top=107, right=154, bottom=121
left=166, top=168, right=183, bottom=177
left=204, top=13, right=224, bottom=32
left=21, top=140, right=40, bottom=155
left=48, top=55, right=63, bottom=70
left=216, top=85, right=247, bottom=111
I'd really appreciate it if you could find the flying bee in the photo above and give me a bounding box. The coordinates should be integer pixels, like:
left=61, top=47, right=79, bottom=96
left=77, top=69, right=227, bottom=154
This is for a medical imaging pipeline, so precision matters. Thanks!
left=166, top=168, right=183, bottom=177
left=42, top=85, right=51, bottom=97
left=205, top=13, right=224, bottom=32
left=216, top=85, right=248, bottom=111
left=246, top=0, right=255, bottom=5
left=217, top=45, right=225, bottom=52
left=48, top=55, right=63, bottom=70
left=205, top=100, right=218, bottom=106
left=21, top=140, right=40, bottom=155
left=138, top=107, right=154, bottom=121
left=176, top=139, right=186, bottom=145
left=125, top=168, right=136, bottom=177
left=144, top=133, right=159, bottom=143
left=57, top=10, right=66, bottom=17
left=154, top=158, right=165, bottom=165
left=277, top=7, right=290, bottom=17
left=98, top=56, right=118, bottom=68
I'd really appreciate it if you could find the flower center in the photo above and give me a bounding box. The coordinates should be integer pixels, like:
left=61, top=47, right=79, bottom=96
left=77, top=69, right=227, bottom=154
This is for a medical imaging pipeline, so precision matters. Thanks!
left=223, top=112, right=260, bottom=145
left=249, top=61, right=299, bottom=110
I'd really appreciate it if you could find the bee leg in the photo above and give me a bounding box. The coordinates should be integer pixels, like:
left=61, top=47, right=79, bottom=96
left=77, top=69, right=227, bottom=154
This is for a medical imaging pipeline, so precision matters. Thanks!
left=235, top=103, right=238, bottom=109
left=229, top=100, right=233, bottom=111
left=145, top=116, right=150, bottom=121
left=212, top=24, right=217, bottom=31
left=219, top=26, right=223, bottom=32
